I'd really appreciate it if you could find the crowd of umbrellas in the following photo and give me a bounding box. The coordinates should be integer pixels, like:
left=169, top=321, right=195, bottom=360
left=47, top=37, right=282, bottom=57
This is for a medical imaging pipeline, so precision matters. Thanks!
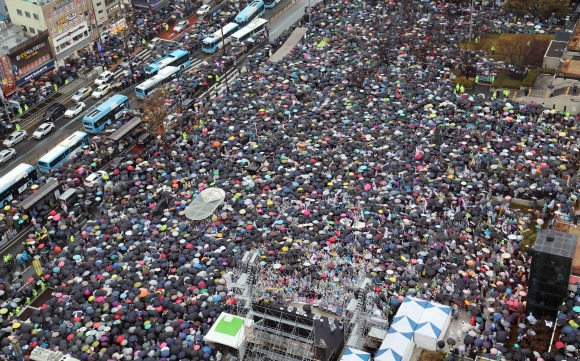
left=1, top=0, right=580, bottom=360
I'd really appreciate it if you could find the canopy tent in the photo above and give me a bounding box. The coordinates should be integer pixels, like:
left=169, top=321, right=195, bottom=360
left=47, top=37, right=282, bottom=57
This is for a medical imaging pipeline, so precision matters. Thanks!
left=184, top=187, right=226, bottom=220
left=203, top=313, right=249, bottom=349
left=341, top=347, right=371, bottom=361
left=375, top=329, right=414, bottom=361
left=414, top=302, right=452, bottom=350
left=413, top=322, right=442, bottom=351
left=396, top=296, right=428, bottom=323
left=390, top=315, right=417, bottom=334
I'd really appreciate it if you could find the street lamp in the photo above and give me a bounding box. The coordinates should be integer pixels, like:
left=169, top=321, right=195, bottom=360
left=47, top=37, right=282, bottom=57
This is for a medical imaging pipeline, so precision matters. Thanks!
left=468, top=0, right=474, bottom=42
left=219, top=18, right=229, bottom=95
left=122, top=6, right=135, bottom=80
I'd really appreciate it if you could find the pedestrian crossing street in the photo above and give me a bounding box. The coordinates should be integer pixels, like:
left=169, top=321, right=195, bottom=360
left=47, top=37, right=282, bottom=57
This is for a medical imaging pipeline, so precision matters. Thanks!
left=111, top=46, right=241, bottom=100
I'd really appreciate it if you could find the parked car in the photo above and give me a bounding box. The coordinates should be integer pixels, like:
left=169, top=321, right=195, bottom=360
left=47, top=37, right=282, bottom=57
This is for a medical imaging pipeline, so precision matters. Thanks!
left=197, top=5, right=211, bottom=16
left=33, top=122, right=55, bottom=139
left=0, top=148, right=16, bottom=164
left=137, top=132, right=153, bottom=148
left=120, top=56, right=140, bottom=69
left=43, top=103, right=66, bottom=122
left=3, top=130, right=27, bottom=147
left=94, top=71, right=114, bottom=85
left=84, top=170, right=109, bottom=187
left=147, top=37, right=162, bottom=50
left=92, top=84, right=111, bottom=99
left=109, top=156, right=128, bottom=169
left=71, top=87, right=92, bottom=102
left=64, top=102, right=86, bottom=118
left=173, top=20, right=190, bottom=32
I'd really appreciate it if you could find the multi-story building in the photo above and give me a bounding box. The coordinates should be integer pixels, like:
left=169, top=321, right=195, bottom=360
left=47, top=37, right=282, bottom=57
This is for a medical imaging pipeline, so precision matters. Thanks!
left=0, top=0, right=9, bottom=20
left=130, top=0, right=168, bottom=12
left=6, top=0, right=99, bottom=66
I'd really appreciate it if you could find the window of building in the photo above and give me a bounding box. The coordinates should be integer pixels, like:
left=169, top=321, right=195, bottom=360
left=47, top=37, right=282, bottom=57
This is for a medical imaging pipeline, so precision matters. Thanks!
left=22, top=25, right=27, bottom=32
left=33, top=14, right=39, bottom=20
left=25, top=11, right=30, bottom=18
left=96, top=2, right=102, bottom=6
left=98, top=10, right=103, bottom=14
left=29, top=28, right=35, bottom=33
left=16, top=9, right=22, bottom=16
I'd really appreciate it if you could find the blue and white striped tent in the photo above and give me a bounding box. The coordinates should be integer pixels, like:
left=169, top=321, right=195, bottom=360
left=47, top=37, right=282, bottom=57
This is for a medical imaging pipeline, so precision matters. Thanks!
left=375, top=329, right=414, bottom=361
left=341, top=347, right=371, bottom=361
left=414, top=301, right=452, bottom=350
left=390, top=315, right=417, bottom=334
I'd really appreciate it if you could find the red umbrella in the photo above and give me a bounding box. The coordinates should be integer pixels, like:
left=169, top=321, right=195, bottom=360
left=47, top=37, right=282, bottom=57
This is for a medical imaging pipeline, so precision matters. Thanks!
left=49, top=210, right=57, bottom=216
left=27, top=277, right=35, bottom=283
left=127, top=166, right=135, bottom=171
left=555, top=341, right=565, bottom=348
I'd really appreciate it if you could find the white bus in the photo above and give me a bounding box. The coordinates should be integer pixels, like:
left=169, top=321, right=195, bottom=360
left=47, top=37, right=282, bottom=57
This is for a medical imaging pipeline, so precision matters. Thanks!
left=230, top=18, right=269, bottom=46
left=202, top=23, right=240, bottom=53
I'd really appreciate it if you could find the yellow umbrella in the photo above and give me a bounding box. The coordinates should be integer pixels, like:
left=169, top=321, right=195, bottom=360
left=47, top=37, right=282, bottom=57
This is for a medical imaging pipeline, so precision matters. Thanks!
left=12, top=322, right=21, bottom=329
left=0, top=308, right=7, bottom=314
left=389, top=277, right=397, bottom=283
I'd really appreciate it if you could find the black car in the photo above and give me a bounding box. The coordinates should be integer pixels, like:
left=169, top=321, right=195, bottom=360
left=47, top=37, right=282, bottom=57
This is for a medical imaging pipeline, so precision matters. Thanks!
left=137, top=132, right=153, bottom=148
left=43, top=103, right=66, bottom=122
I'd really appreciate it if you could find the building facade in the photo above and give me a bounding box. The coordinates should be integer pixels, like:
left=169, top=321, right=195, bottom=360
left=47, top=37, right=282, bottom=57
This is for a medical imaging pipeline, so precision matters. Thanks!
left=130, top=0, right=168, bottom=12
left=6, top=0, right=99, bottom=66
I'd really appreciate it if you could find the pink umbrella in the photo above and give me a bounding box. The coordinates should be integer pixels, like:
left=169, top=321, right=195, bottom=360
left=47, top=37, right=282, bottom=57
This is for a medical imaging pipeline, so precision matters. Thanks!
left=53, top=214, right=61, bottom=221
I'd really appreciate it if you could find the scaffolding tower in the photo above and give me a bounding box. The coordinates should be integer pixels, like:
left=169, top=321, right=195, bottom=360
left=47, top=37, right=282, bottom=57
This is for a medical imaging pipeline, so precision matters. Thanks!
left=242, top=303, right=331, bottom=361
left=228, top=249, right=260, bottom=317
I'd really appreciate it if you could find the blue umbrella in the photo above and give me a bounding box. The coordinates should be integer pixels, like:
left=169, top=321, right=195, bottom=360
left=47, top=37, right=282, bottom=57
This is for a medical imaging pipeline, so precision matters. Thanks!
left=202, top=346, right=211, bottom=354
left=493, top=313, right=502, bottom=321
left=474, top=339, right=483, bottom=347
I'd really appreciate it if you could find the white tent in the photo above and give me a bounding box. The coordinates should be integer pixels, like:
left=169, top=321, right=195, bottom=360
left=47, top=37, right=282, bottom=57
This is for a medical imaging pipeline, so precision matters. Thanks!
left=396, top=296, right=427, bottom=323
left=390, top=315, right=417, bottom=334
left=375, top=329, right=414, bottom=361
left=184, top=188, right=225, bottom=220
left=414, top=302, right=452, bottom=350
left=413, top=322, right=442, bottom=351
left=340, top=347, right=371, bottom=361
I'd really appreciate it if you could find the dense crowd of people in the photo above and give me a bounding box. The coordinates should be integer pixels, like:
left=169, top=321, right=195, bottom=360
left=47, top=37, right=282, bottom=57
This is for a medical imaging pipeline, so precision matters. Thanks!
left=1, top=0, right=580, bottom=360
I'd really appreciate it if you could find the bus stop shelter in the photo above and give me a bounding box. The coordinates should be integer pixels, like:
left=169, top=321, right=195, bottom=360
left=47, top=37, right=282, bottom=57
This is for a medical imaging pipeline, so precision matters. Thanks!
left=16, top=178, right=61, bottom=213
left=107, top=117, right=142, bottom=142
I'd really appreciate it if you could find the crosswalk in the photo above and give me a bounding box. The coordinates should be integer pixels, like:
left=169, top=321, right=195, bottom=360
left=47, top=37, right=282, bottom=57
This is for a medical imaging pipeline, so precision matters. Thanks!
left=199, top=67, right=240, bottom=100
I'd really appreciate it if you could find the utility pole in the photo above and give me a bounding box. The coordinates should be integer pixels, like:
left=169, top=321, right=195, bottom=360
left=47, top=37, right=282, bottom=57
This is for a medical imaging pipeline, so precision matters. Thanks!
left=122, top=5, right=135, bottom=79
left=468, top=0, right=474, bottom=42
left=219, top=18, right=229, bottom=95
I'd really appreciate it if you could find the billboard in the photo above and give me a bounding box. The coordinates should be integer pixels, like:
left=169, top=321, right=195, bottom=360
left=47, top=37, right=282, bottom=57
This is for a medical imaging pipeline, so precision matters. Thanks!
left=7, top=32, right=53, bottom=83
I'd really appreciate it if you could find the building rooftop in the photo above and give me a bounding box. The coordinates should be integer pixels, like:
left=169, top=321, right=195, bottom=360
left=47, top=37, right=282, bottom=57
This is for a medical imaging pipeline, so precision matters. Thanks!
left=554, top=31, right=572, bottom=42
left=534, top=229, right=578, bottom=257
left=0, top=25, right=30, bottom=58
left=546, top=41, right=567, bottom=58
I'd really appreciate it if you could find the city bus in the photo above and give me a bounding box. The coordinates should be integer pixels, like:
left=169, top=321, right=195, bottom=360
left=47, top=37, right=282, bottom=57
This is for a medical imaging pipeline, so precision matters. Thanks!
left=135, top=66, right=180, bottom=99
left=264, top=0, right=280, bottom=8
left=201, top=23, right=240, bottom=53
left=37, top=131, right=89, bottom=173
left=0, top=163, right=38, bottom=206
left=235, top=0, right=265, bottom=27
left=143, top=49, right=191, bottom=77
left=231, top=18, right=269, bottom=45
left=82, top=94, right=131, bottom=134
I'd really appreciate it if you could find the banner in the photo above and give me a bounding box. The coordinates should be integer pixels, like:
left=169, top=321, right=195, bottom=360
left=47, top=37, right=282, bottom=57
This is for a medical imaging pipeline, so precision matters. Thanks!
left=16, top=60, right=55, bottom=86
left=8, top=35, right=53, bottom=83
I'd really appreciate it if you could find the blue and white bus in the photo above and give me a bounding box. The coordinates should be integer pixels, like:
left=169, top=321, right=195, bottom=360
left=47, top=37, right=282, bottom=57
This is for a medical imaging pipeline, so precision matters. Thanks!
left=144, top=49, right=191, bottom=77
left=37, top=131, right=89, bottom=173
left=201, top=23, right=240, bottom=53
left=231, top=18, right=269, bottom=45
left=83, top=94, right=131, bottom=134
left=135, top=66, right=180, bottom=99
left=235, top=0, right=265, bottom=27
left=0, top=163, right=37, bottom=206
left=264, top=0, right=280, bottom=8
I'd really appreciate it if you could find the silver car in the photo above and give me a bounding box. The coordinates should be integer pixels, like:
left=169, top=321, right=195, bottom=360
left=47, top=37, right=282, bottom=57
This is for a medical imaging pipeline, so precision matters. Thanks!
left=0, top=148, right=16, bottom=164
left=3, top=130, right=27, bottom=147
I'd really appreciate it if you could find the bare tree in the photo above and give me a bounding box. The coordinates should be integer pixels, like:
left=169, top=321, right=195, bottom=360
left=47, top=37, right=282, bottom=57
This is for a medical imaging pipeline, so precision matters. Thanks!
left=139, top=87, right=172, bottom=139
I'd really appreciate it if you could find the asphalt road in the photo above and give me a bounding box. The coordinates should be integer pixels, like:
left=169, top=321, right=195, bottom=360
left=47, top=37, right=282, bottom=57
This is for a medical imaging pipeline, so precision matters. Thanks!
left=0, top=0, right=309, bottom=275
left=0, top=0, right=301, bottom=178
